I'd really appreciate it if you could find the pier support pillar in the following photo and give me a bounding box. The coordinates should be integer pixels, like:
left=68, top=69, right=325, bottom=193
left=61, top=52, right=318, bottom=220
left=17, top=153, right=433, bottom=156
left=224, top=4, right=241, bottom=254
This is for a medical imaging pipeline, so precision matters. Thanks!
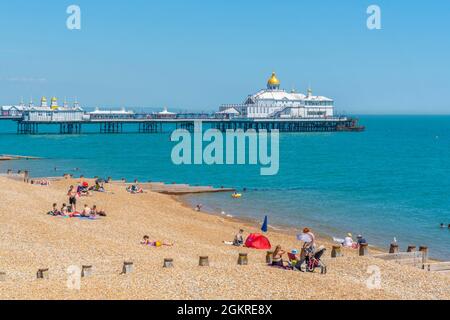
left=237, top=253, right=248, bottom=265
left=359, top=243, right=369, bottom=256
left=331, top=245, right=342, bottom=258
left=389, top=243, right=399, bottom=254
left=163, top=258, right=174, bottom=268
left=199, top=256, right=209, bottom=267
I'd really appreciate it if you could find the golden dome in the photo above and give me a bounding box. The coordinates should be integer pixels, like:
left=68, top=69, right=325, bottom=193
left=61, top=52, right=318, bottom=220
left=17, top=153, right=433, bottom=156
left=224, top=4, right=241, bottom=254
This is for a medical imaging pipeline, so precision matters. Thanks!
left=41, top=97, right=47, bottom=102
left=51, top=97, right=57, bottom=102
left=267, top=72, right=280, bottom=86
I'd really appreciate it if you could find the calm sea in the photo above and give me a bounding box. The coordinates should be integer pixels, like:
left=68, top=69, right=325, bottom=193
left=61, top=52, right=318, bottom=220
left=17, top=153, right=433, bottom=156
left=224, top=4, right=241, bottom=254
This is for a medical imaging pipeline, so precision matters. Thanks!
left=1, top=116, right=449, bottom=260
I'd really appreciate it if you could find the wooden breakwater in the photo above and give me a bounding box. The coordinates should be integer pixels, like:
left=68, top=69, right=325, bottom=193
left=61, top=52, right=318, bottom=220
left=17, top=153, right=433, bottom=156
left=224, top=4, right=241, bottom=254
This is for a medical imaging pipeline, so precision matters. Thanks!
left=111, top=181, right=235, bottom=195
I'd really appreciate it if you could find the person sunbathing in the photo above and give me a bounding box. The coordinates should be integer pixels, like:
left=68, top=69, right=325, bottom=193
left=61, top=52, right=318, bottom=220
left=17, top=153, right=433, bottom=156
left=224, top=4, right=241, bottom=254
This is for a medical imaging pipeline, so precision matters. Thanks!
left=92, top=205, right=107, bottom=217
left=47, top=203, right=61, bottom=216
left=127, top=184, right=143, bottom=194
left=140, top=235, right=173, bottom=247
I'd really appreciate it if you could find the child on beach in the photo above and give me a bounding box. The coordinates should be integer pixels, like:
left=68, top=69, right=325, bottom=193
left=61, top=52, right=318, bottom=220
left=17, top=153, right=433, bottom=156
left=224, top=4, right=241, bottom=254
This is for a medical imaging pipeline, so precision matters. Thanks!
left=61, top=203, right=69, bottom=216
left=140, top=235, right=173, bottom=247
left=47, top=203, right=60, bottom=216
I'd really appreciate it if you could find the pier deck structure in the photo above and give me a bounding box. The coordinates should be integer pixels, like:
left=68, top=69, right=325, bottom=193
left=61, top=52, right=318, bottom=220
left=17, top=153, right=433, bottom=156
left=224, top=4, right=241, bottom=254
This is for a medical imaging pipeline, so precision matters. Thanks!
left=10, top=115, right=363, bottom=135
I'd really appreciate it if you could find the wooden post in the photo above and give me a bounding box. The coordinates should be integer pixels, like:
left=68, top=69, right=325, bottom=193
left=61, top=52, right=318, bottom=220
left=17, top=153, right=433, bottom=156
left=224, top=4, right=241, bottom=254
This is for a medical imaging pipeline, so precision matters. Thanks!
left=331, top=245, right=342, bottom=258
left=0, top=272, right=6, bottom=282
left=24, top=170, right=29, bottom=183
left=407, top=245, right=416, bottom=253
left=237, top=253, right=248, bottom=265
left=359, top=243, right=369, bottom=256
left=419, top=246, right=428, bottom=263
left=163, top=258, right=174, bottom=268
left=389, top=243, right=399, bottom=254
left=266, top=251, right=273, bottom=264
left=81, top=265, right=93, bottom=277
left=320, top=266, right=327, bottom=275
left=37, top=268, right=49, bottom=279
left=199, top=256, right=209, bottom=267
left=122, top=262, right=133, bottom=274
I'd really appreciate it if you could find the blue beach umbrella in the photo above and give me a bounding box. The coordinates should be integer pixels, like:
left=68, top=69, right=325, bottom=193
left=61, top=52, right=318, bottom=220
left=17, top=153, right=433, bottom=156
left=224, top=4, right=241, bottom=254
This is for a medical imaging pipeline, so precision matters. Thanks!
left=261, top=215, right=268, bottom=233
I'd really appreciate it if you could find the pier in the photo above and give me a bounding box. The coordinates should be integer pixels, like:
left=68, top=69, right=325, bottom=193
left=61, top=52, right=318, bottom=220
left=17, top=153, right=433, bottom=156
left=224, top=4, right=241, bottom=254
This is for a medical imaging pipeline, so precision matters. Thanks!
left=5, top=116, right=363, bottom=135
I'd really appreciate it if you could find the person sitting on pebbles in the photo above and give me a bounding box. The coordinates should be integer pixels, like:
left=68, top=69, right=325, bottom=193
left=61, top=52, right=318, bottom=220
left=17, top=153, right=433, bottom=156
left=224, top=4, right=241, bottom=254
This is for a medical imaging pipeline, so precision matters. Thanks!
left=47, top=203, right=61, bottom=216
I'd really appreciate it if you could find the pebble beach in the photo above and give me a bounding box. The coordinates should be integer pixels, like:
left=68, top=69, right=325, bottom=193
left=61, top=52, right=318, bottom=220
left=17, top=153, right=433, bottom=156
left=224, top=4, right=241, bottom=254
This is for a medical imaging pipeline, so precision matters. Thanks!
left=0, top=176, right=449, bottom=300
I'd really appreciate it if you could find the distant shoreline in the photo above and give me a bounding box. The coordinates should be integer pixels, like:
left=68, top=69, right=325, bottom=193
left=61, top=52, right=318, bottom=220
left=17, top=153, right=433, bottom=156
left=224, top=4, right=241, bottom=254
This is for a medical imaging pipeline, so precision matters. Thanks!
left=0, top=154, right=41, bottom=161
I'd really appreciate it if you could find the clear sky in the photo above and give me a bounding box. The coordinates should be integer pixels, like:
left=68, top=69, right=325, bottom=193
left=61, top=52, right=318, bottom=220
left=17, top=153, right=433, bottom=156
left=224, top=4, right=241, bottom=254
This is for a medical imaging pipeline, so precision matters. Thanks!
left=0, top=0, right=449, bottom=114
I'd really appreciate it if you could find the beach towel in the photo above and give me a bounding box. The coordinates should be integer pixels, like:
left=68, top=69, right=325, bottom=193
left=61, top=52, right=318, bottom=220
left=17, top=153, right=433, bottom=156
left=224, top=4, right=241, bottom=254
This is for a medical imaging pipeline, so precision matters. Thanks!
left=245, top=233, right=271, bottom=250
left=333, top=237, right=344, bottom=244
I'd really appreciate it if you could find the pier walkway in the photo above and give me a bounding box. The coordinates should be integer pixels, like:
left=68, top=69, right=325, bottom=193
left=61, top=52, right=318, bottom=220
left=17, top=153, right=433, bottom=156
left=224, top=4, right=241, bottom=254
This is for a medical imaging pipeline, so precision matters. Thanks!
left=12, top=116, right=362, bottom=134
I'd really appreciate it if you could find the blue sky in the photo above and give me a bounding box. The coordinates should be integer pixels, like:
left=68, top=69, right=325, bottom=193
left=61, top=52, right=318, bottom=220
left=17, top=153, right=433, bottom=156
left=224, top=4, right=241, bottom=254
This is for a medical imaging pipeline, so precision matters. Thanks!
left=0, top=0, right=449, bottom=114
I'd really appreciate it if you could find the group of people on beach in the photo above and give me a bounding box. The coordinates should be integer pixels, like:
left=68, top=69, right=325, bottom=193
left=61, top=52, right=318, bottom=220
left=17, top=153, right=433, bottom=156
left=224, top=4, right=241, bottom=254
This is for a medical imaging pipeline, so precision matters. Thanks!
left=126, top=181, right=144, bottom=194
left=270, top=228, right=326, bottom=272
left=47, top=181, right=107, bottom=219
left=48, top=202, right=106, bottom=218
left=228, top=227, right=326, bottom=272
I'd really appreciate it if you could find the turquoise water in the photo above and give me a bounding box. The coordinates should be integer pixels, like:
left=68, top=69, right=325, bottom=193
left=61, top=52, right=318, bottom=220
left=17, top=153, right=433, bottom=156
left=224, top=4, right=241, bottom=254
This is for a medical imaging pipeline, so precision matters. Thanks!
left=1, top=116, right=449, bottom=260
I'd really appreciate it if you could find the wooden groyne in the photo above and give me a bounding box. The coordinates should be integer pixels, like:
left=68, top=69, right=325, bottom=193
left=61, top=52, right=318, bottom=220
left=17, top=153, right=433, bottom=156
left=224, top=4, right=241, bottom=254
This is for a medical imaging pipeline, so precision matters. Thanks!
left=112, top=181, right=235, bottom=195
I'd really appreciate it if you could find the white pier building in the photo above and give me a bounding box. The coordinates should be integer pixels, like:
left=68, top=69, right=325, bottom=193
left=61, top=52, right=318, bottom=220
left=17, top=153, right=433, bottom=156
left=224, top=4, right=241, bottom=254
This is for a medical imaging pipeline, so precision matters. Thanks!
left=218, top=72, right=334, bottom=119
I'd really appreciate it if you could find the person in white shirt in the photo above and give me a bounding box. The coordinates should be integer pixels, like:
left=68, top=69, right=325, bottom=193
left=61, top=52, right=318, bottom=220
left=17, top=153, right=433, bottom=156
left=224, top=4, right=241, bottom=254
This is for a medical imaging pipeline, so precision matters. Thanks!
left=343, top=233, right=354, bottom=247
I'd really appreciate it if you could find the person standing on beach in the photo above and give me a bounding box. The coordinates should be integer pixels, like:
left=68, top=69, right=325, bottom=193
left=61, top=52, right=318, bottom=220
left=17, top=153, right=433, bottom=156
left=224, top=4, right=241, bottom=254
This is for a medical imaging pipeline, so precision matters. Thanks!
left=295, top=228, right=316, bottom=271
left=67, top=185, right=78, bottom=212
